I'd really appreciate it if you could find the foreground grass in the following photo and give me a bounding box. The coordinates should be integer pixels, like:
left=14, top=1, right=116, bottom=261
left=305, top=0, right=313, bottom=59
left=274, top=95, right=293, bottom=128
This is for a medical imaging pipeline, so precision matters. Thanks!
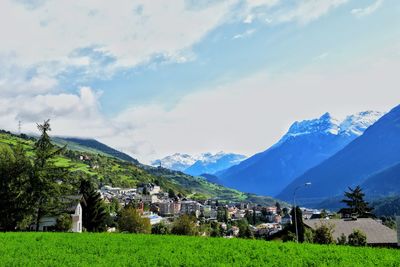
left=0, top=233, right=399, bottom=266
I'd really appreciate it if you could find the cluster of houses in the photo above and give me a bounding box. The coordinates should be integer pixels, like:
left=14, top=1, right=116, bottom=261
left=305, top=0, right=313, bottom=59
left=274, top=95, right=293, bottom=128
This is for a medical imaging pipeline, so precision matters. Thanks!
left=33, top=183, right=399, bottom=247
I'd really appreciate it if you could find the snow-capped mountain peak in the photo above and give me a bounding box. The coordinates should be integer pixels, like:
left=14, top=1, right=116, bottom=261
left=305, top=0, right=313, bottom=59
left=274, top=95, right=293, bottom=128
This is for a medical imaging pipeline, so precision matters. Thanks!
left=283, top=112, right=341, bottom=141
left=152, top=152, right=247, bottom=175
left=339, top=111, right=384, bottom=136
left=282, top=110, right=383, bottom=142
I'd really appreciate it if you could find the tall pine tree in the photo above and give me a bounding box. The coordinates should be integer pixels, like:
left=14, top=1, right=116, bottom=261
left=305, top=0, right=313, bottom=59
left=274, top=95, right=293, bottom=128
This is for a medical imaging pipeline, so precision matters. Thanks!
left=31, top=120, right=70, bottom=231
left=80, top=179, right=108, bottom=232
left=341, top=186, right=374, bottom=218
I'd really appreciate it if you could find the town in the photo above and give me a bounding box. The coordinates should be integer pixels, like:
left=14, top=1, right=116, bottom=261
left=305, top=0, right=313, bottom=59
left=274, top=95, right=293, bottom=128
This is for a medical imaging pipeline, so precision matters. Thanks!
left=94, top=183, right=399, bottom=246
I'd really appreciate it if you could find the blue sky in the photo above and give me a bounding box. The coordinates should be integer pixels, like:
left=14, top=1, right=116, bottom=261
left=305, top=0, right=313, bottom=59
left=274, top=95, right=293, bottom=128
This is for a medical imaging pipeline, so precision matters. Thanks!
left=0, top=0, right=399, bottom=163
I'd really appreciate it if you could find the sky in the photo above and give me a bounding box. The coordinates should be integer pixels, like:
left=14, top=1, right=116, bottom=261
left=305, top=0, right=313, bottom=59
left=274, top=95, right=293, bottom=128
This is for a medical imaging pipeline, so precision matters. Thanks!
left=0, top=0, right=399, bottom=163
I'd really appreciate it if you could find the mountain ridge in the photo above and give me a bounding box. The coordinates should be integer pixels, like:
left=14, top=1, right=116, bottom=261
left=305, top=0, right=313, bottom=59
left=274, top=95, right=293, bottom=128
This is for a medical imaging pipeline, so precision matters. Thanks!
left=217, top=110, right=383, bottom=197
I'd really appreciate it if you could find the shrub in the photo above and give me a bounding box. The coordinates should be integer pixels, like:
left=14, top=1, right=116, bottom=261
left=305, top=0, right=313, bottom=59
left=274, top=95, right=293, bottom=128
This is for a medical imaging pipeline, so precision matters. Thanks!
left=313, top=223, right=335, bottom=244
left=152, top=222, right=170, bottom=235
left=337, top=233, right=347, bottom=245
left=348, top=229, right=367, bottom=247
left=304, top=228, right=314, bottom=243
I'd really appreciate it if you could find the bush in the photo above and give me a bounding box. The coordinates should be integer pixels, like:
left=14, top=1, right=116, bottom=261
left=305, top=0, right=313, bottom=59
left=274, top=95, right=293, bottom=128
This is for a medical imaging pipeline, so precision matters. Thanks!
left=337, top=233, right=347, bottom=245
left=304, top=228, right=314, bottom=243
left=348, top=229, right=367, bottom=246
left=283, top=231, right=297, bottom=242
left=313, top=223, right=335, bottom=244
left=152, top=222, right=170, bottom=235
left=171, top=215, right=198, bottom=236
left=118, top=207, right=151, bottom=234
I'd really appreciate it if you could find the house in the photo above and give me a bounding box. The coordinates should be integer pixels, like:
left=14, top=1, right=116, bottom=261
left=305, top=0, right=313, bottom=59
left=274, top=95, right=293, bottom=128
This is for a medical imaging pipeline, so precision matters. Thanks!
left=304, top=218, right=398, bottom=247
left=31, top=197, right=83, bottom=233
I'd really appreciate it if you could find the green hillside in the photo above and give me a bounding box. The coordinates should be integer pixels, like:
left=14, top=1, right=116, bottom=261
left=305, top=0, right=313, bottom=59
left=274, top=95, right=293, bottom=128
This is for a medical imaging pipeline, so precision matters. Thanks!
left=0, top=130, right=276, bottom=204
left=1, top=233, right=399, bottom=266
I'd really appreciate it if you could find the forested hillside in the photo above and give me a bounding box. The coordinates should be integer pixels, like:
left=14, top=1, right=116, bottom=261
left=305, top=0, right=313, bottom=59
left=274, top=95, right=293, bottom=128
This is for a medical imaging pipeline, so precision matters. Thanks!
left=0, top=130, right=276, bottom=205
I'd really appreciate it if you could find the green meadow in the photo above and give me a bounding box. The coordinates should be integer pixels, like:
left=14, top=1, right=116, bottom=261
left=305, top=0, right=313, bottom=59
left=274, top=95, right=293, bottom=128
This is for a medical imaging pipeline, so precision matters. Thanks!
left=0, top=233, right=399, bottom=266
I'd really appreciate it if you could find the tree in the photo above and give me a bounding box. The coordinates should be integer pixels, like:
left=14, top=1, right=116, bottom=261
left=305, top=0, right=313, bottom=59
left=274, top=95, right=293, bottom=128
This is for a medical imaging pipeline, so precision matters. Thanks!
left=313, top=223, right=335, bottom=244
left=118, top=207, right=151, bottom=234
left=217, top=207, right=228, bottom=223
left=168, top=189, right=176, bottom=199
left=55, top=213, right=72, bottom=232
left=237, top=219, right=254, bottom=239
left=210, top=221, right=225, bottom=237
left=341, top=186, right=374, bottom=218
left=0, top=144, right=33, bottom=231
left=31, top=120, right=71, bottom=231
left=80, top=179, right=108, bottom=232
left=275, top=202, right=282, bottom=216
left=290, top=206, right=305, bottom=243
left=348, top=229, right=367, bottom=246
left=171, top=215, right=198, bottom=236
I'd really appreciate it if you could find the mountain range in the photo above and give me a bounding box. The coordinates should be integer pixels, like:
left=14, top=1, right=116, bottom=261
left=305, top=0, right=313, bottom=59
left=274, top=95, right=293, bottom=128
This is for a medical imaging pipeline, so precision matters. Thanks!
left=277, top=105, right=400, bottom=207
left=216, top=111, right=383, bottom=197
left=152, top=152, right=247, bottom=176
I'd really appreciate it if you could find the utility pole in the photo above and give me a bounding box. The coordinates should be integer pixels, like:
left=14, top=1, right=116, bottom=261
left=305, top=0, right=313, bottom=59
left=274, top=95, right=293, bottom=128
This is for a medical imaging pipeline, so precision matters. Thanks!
left=18, top=120, right=22, bottom=134
left=293, top=182, right=311, bottom=243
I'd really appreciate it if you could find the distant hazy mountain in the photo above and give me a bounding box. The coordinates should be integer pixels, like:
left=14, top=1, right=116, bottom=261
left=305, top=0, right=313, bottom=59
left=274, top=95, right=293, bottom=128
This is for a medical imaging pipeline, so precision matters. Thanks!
left=217, top=111, right=383, bottom=197
left=361, top=162, right=400, bottom=198
left=277, top=105, right=400, bottom=207
left=152, top=152, right=246, bottom=176
left=152, top=153, right=197, bottom=172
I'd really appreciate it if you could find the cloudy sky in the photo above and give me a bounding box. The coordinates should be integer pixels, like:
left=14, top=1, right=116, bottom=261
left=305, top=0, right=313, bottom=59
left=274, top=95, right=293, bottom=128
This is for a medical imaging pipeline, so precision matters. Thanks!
left=1, top=0, right=399, bottom=163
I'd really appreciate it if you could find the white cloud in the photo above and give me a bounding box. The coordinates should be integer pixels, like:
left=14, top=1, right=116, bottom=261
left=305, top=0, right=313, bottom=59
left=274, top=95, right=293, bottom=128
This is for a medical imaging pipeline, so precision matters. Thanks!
left=105, top=54, right=400, bottom=163
left=233, top=29, right=256, bottom=39
left=276, top=0, right=348, bottom=24
left=2, top=54, right=399, bottom=164
left=351, top=0, right=384, bottom=18
left=0, top=0, right=236, bottom=74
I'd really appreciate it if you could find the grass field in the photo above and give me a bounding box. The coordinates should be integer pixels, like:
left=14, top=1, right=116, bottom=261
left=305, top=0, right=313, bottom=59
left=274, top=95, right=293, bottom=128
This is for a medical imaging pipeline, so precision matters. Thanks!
left=0, top=233, right=399, bottom=266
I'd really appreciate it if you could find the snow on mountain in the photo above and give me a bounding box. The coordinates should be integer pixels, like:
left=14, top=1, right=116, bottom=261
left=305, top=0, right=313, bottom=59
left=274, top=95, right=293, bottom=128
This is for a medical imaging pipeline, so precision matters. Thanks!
left=151, top=153, right=198, bottom=172
left=339, top=111, right=384, bottom=136
left=280, top=111, right=384, bottom=144
left=218, top=110, right=384, bottom=197
left=152, top=152, right=247, bottom=175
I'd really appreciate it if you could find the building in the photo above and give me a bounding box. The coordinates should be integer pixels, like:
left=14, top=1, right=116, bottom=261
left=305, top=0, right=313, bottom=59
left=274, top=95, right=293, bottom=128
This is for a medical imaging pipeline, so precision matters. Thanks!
left=142, top=212, right=163, bottom=225
left=180, top=201, right=201, bottom=216
left=31, top=199, right=83, bottom=233
left=304, top=218, right=398, bottom=247
left=159, top=201, right=181, bottom=216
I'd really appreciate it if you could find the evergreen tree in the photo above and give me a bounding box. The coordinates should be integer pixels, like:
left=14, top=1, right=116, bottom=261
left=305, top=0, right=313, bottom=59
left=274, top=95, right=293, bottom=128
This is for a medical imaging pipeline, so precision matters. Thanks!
left=0, top=144, right=32, bottom=230
left=275, top=202, right=282, bottom=215
left=80, top=179, right=108, bottom=232
left=290, top=206, right=305, bottom=243
left=30, top=120, right=70, bottom=231
left=341, top=186, right=374, bottom=218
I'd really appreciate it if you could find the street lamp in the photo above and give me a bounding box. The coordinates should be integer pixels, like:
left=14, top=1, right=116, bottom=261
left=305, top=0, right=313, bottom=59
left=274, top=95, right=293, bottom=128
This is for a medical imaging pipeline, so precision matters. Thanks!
left=293, top=182, right=311, bottom=243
